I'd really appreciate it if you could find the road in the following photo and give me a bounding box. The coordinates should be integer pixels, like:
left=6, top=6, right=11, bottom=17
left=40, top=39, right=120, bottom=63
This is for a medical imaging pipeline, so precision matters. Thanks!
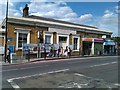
left=1, top=56, right=119, bottom=89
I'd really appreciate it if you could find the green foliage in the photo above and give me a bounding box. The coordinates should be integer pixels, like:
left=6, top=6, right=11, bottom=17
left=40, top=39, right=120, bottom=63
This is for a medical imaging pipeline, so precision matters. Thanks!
left=111, top=37, right=120, bottom=43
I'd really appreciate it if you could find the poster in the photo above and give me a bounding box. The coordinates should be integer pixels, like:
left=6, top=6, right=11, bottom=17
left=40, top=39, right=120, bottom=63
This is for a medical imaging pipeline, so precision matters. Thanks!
left=8, top=45, right=14, bottom=53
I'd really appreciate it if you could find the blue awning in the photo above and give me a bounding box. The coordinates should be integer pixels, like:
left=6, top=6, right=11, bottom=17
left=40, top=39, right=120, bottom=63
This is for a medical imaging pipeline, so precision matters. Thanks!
left=104, top=40, right=115, bottom=45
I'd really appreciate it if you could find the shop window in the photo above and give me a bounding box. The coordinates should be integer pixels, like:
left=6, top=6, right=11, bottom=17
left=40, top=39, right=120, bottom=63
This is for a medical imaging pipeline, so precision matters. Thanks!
left=73, top=38, right=78, bottom=50
left=45, top=35, right=51, bottom=44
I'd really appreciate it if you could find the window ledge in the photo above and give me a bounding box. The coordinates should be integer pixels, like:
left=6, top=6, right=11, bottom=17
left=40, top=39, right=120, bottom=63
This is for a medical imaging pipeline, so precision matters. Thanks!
left=72, top=50, right=79, bottom=52
left=16, top=48, right=23, bottom=51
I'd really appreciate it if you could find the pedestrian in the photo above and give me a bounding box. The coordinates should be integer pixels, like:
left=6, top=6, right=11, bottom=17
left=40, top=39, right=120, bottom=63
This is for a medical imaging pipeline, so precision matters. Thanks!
left=68, top=47, right=72, bottom=58
left=57, top=46, right=61, bottom=57
left=50, top=47, right=54, bottom=57
left=60, top=47, right=63, bottom=56
left=7, top=48, right=11, bottom=63
left=64, top=46, right=68, bottom=57
left=44, top=47, right=46, bottom=59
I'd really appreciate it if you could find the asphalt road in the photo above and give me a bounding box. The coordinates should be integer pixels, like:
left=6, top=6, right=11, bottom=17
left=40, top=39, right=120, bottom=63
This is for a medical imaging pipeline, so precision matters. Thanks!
left=1, top=56, right=119, bottom=89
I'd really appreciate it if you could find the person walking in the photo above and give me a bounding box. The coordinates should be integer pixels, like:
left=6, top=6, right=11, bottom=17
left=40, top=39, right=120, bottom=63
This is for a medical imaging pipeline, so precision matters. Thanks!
left=68, top=47, right=72, bottom=58
left=7, top=48, right=11, bottom=63
left=50, top=47, right=53, bottom=57
left=57, top=46, right=61, bottom=57
left=60, top=47, right=63, bottom=57
left=64, top=46, right=68, bottom=57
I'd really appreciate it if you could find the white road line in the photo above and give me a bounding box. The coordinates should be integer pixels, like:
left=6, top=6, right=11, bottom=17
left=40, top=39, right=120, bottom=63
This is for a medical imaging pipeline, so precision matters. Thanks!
left=75, top=73, right=91, bottom=79
left=114, top=83, right=120, bottom=86
left=90, top=61, right=117, bottom=67
left=19, top=65, right=49, bottom=70
left=7, top=68, right=69, bottom=88
left=0, top=69, right=19, bottom=72
left=7, top=79, right=20, bottom=89
left=2, top=65, right=49, bottom=72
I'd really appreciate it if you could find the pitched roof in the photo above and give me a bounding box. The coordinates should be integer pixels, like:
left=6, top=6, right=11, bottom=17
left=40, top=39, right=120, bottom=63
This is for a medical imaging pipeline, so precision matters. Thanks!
left=28, top=15, right=98, bottom=29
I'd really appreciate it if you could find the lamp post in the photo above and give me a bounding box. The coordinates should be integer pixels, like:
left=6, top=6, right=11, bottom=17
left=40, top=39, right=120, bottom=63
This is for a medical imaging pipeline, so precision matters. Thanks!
left=4, top=0, right=8, bottom=63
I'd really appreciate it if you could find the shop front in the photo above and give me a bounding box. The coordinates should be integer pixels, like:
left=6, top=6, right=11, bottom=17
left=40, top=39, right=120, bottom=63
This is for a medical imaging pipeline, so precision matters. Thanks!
left=94, top=38, right=104, bottom=55
left=82, top=38, right=104, bottom=56
left=103, top=40, right=116, bottom=55
left=82, top=38, right=93, bottom=55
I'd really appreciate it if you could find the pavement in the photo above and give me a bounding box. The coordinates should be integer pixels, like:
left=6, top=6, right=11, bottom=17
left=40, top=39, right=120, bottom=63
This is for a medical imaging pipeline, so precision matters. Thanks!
left=0, top=55, right=96, bottom=66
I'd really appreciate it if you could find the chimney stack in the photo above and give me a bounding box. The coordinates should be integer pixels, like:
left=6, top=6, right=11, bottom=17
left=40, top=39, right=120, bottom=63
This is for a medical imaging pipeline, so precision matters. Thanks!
left=23, top=4, right=29, bottom=17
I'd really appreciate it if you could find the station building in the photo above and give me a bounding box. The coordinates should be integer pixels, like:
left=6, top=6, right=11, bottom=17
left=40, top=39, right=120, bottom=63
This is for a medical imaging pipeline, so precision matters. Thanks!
left=0, top=4, right=113, bottom=58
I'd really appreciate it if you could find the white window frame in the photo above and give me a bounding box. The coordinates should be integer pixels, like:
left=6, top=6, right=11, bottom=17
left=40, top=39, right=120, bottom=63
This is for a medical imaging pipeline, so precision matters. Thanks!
left=16, top=29, right=30, bottom=50
left=44, top=32, right=53, bottom=44
left=57, top=34, right=69, bottom=46
left=72, top=36, right=80, bottom=51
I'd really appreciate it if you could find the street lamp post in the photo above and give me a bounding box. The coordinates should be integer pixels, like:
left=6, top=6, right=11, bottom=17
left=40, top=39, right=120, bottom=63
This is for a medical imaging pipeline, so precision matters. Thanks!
left=4, top=0, right=8, bottom=63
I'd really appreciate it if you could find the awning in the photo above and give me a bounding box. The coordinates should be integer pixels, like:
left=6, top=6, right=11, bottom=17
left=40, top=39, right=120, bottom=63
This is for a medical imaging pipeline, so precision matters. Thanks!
left=94, top=38, right=104, bottom=43
left=82, top=38, right=93, bottom=42
left=104, top=40, right=115, bottom=45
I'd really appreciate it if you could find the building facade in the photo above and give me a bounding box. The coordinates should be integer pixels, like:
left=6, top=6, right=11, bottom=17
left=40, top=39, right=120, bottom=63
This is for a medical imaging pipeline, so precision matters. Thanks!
left=0, top=5, right=113, bottom=58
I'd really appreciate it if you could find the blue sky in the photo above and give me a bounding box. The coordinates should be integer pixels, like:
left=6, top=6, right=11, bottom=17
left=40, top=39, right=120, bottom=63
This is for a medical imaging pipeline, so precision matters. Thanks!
left=67, top=2, right=117, bottom=16
left=0, top=1, right=118, bottom=36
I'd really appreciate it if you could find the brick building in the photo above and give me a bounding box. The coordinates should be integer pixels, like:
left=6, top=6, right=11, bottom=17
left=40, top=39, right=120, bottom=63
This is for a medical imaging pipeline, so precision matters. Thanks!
left=0, top=4, right=113, bottom=58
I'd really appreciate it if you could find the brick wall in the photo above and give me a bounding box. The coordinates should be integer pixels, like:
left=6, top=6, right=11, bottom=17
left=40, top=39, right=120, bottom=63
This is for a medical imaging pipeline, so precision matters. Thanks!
left=7, top=23, right=48, bottom=56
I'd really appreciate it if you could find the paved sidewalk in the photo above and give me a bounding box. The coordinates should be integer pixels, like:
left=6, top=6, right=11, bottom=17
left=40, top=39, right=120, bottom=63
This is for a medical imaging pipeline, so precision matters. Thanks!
left=1, top=56, right=76, bottom=66
left=1, top=55, right=117, bottom=66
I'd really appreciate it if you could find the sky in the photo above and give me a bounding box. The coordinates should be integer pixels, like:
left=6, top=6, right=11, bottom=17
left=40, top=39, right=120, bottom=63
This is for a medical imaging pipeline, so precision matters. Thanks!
left=0, top=0, right=119, bottom=36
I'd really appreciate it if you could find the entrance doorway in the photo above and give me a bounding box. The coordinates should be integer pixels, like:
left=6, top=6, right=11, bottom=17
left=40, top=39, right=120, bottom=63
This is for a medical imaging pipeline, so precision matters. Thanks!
left=59, top=36, right=67, bottom=49
left=83, top=41, right=92, bottom=55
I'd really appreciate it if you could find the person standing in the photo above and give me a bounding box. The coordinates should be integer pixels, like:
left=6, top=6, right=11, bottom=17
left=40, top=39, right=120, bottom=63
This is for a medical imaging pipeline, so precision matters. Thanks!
left=60, top=47, right=63, bottom=57
left=7, top=48, right=11, bottom=63
left=44, top=47, right=46, bottom=59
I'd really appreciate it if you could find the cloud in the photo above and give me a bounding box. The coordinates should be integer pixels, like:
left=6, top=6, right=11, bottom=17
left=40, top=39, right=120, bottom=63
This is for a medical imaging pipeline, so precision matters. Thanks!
left=0, top=1, right=118, bottom=36
left=28, top=1, right=93, bottom=25
left=78, top=14, right=93, bottom=23
left=0, top=1, right=22, bottom=24
left=96, top=8, right=118, bottom=36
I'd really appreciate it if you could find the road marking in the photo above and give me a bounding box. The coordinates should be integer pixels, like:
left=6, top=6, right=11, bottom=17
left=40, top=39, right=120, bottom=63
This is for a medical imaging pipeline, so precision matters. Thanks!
left=90, top=61, right=117, bottom=67
left=0, top=69, right=18, bottom=72
left=7, top=68, right=69, bottom=88
left=75, top=73, right=113, bottom=88
left=7, top=79, right=20, bottom=89
left=67, top=56, right=118, bottom=64
left=114, top=83, right=120, bottom=86
left=2, top=65, right=49, bottom=72
left=75, top=73, right=91, bottom=79
left=19, top=65, right=49, bottom=70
